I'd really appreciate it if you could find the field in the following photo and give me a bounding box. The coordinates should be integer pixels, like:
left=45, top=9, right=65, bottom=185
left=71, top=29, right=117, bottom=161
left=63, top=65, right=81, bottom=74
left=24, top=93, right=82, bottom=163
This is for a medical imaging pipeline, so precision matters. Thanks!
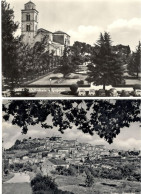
left=55, top=175, right=141, bottom=194
left=2, top=183, right=32, bottom=194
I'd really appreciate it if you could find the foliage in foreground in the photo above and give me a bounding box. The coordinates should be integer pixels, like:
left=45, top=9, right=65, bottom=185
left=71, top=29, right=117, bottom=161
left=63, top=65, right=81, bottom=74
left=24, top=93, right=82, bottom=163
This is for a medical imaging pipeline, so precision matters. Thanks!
left=85, top=174, right=94, bottom=187
left=3, top=100, right=140, bottom=144
left=2, top=0, right=19, bottom=82
left=31, top=174, right=74, bottom=194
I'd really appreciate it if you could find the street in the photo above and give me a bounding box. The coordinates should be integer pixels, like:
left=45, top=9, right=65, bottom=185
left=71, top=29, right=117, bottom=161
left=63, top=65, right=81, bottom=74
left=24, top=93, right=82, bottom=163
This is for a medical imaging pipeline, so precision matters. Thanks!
left=4, top=172, right=30, bottom=183
left=3, top=173, right=32, bottom=194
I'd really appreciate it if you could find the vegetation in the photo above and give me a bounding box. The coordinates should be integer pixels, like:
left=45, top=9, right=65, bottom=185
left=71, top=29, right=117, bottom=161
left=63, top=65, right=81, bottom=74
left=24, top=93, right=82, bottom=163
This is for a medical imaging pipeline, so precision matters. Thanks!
left=87, top=32, right=125, bottom=89
left=2, top=0, right=19, bottom=87
left=3, top=100, right=140, bottom=144
left=2, top=0, right=60, bottom=89
left=85, top=174, right=94, bottom=187
left=54, top=165, right=77, bottom=176
left=128, top=41, right=141, bottom=78
left=31, top=174, right=74, bottom=194
left=58, top=45, right=80, bottom=78
left=70, top=84, right=78, bottom=94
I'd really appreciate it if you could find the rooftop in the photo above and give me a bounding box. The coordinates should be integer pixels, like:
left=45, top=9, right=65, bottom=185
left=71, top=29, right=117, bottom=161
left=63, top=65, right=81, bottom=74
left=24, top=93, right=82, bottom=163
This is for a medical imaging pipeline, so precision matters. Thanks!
left=37, top=28, right=52, bottom=34
left=53, top=31, right=70, bottom=37
left=49, top=159, right=68, bottom=165
left=25, top=1, right=35, bottom=5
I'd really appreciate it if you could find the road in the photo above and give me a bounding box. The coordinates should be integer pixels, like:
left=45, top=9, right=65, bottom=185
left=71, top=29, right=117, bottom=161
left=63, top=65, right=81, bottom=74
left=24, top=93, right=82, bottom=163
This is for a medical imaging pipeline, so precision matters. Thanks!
left=5, top=172, right=30, bottom=183
left=3, top=173, right=32, bottom=194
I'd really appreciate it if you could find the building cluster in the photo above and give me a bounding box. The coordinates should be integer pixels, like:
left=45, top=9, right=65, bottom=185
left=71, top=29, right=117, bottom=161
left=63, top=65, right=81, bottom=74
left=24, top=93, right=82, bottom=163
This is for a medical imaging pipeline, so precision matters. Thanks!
left=4, top=137, right=116, bottom=173
left=4, top=136, right=140, bottom=175
left=21, top=1, right=70, bottom=56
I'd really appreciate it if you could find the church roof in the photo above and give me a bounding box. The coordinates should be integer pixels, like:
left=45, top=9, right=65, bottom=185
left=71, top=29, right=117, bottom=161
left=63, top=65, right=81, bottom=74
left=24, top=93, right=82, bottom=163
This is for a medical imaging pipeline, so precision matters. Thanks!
left=37, top=28, right=52, bottom=34
left=25, top=1, right=35, bottom=5
left=53, top=31, right=70, bottom=37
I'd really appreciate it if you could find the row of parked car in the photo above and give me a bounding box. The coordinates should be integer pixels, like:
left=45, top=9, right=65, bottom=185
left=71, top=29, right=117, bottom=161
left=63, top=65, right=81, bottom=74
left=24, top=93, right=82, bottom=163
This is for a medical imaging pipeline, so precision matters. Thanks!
left=77, top=87, right=141, bottom=97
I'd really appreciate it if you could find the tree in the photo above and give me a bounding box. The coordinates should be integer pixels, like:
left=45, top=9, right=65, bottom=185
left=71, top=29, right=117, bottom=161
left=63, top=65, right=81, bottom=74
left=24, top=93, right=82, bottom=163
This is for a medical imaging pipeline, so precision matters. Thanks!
left=2, top=0, right=19, bottom=85
left=15, top=139, right=21, bottom=145
left=2, top=100, right=140, bottom=144
left=31, top=174, right=58, bottom=193
left=85, top=174, right=94, bottom=187
left=58, top=46, right=76, bottom=78
left=16, top=36, right=51, bottom=82
left=128, top=41, right=141, bottom=78
left=87, top=32, right=125, bottom=90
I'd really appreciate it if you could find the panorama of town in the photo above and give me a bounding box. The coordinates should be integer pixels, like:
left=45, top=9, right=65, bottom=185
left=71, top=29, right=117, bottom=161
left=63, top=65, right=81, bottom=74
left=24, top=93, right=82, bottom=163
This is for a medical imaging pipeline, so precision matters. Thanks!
left=3, top=135, right=141, bottom=194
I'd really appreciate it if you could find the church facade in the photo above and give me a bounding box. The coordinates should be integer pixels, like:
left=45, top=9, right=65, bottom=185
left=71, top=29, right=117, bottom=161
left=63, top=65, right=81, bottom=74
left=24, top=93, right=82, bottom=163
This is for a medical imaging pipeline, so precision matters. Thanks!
left=21, top=1, right=70, bottom=56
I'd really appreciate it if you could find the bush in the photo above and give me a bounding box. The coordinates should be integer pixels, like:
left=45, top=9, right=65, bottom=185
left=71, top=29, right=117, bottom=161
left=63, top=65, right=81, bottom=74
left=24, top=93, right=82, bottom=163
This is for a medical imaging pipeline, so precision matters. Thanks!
left=70, top=84, right=78, bottom=94
left=120, top=90, right=130, bottom=97
left=31, top=174, right=74, bottom=194
left=77, top=80, right=84, bottom=85
left=85, top=174, right=94, bottom=187
left=31, top=174, right=58, bottom=192
left=55, top=166, right=76, bottom=176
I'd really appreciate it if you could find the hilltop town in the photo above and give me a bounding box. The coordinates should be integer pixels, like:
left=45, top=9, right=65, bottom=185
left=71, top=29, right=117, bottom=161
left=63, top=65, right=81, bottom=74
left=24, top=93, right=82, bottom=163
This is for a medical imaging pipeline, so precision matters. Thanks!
left=3, top=136, right=141, bottom=176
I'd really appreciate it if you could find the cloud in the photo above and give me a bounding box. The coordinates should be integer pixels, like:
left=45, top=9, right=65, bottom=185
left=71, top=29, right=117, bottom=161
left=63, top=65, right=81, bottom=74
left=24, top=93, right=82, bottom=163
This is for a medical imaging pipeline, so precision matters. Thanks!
left=67, top=18, right=141, bottom=51
left=113, top=138, right=141, bottom=150
left=107, top=18, right=141, bottom=31
left=107, top=18, right=141, bottom=50
left=68, top=25, right=103, bottom=45
left=2, top=119, right=140, bottom=151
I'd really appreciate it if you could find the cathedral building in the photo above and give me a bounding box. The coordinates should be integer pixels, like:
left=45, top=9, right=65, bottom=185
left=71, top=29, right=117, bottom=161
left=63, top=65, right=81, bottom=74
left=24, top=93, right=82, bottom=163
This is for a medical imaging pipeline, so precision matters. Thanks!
left=21, top=1, right=70, bottom=56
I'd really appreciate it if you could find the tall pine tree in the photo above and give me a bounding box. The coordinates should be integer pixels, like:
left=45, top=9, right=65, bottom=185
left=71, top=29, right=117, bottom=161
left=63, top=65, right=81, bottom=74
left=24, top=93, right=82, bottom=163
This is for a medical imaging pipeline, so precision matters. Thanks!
left=128, top=41, right=141, bottom=78
left=87, top=32, right=124, bottom=90
left=2, top=0, right=19, bottom=86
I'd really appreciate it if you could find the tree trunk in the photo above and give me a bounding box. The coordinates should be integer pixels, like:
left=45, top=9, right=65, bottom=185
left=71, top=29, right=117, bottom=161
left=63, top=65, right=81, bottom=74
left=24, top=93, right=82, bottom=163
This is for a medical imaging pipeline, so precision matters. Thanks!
left=136, top=71, right=139, bottom=78
left=103, top=84, right=105, bottom=90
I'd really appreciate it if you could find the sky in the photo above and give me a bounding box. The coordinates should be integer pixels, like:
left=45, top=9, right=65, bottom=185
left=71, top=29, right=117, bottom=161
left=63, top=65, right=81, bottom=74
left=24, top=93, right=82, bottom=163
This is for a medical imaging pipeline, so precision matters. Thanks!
left=7, top=0, right=141, bottom=51
left=2, top=101, right=141, bottom=151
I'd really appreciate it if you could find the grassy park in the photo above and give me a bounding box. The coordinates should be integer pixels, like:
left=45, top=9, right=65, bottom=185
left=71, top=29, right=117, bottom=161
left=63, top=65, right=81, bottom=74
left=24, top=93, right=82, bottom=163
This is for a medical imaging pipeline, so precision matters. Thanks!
left=55, top=175, right=141, bottom=194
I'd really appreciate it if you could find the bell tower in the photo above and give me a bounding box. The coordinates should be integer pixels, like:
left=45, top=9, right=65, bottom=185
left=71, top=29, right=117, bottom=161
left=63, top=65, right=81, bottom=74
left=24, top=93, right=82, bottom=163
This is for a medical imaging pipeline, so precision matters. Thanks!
left=21, top=1, right=38, bottom=45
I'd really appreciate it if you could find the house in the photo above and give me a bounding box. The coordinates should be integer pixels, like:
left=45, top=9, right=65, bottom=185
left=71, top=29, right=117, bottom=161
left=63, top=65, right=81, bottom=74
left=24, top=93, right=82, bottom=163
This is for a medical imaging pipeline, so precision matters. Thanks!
left=41, top=159, right=69, bottom=175
left=48, top=152, right=66, bottom=159
left=57, top=147, right=70, bottom=154
left=23, top=156, right=29, bottom=160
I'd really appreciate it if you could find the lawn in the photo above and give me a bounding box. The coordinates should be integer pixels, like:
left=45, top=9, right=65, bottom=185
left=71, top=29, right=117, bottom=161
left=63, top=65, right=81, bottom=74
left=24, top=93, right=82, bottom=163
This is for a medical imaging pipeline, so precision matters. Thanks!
left=2, top=183, right=32, bottom=194
left=29, top=72, right=88, bottom=86
left=54, top=175, right=141, bottom=194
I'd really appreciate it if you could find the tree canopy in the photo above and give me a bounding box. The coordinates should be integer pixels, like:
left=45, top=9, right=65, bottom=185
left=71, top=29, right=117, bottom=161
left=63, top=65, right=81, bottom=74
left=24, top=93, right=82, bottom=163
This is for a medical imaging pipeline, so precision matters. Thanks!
left=87, top=32, right=125, bottom=89
left=128, top=41, right=141, bottom=78
left=3, top=100, right=140, bottom=144
left=2, top=0, right=19, bottom=83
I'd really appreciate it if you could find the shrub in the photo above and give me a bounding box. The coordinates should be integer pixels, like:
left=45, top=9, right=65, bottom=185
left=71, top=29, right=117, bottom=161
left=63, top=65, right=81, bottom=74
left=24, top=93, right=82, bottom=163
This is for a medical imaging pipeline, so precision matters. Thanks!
left=4, top=169, right=9, bottom=175
left=31, top=174, right=58, bottom=192
left=70, top=84, right=78, bottom=94
left=77, top=80, right=84, bottom=85
left=55, top=166, right=76, bottom=176
left=85, top=174, right=94, bottom=187
left=31, top=174, right=74, bottom=194
left=120, top=90, right=130, bottom=97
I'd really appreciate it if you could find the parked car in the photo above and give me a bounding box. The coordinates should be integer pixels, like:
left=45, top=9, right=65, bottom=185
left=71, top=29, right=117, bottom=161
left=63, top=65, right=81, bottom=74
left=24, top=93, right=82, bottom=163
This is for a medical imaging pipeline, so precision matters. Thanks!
left=88, top=89, right=96, bottom=96
left=78, top=89, right=86, bottom=96
left=109, top=88, right=118, bottom=97
left=134, top=89, right=141, bottom=96
left=97, top=89, right=106, bottom=97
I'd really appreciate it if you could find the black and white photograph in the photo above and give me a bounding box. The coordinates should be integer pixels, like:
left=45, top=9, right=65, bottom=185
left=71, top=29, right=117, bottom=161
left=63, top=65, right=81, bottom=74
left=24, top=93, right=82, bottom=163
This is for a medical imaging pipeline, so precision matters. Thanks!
left=2, top=0, right=141, bottom=97
left=2, top=100, right=141, bottom=193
